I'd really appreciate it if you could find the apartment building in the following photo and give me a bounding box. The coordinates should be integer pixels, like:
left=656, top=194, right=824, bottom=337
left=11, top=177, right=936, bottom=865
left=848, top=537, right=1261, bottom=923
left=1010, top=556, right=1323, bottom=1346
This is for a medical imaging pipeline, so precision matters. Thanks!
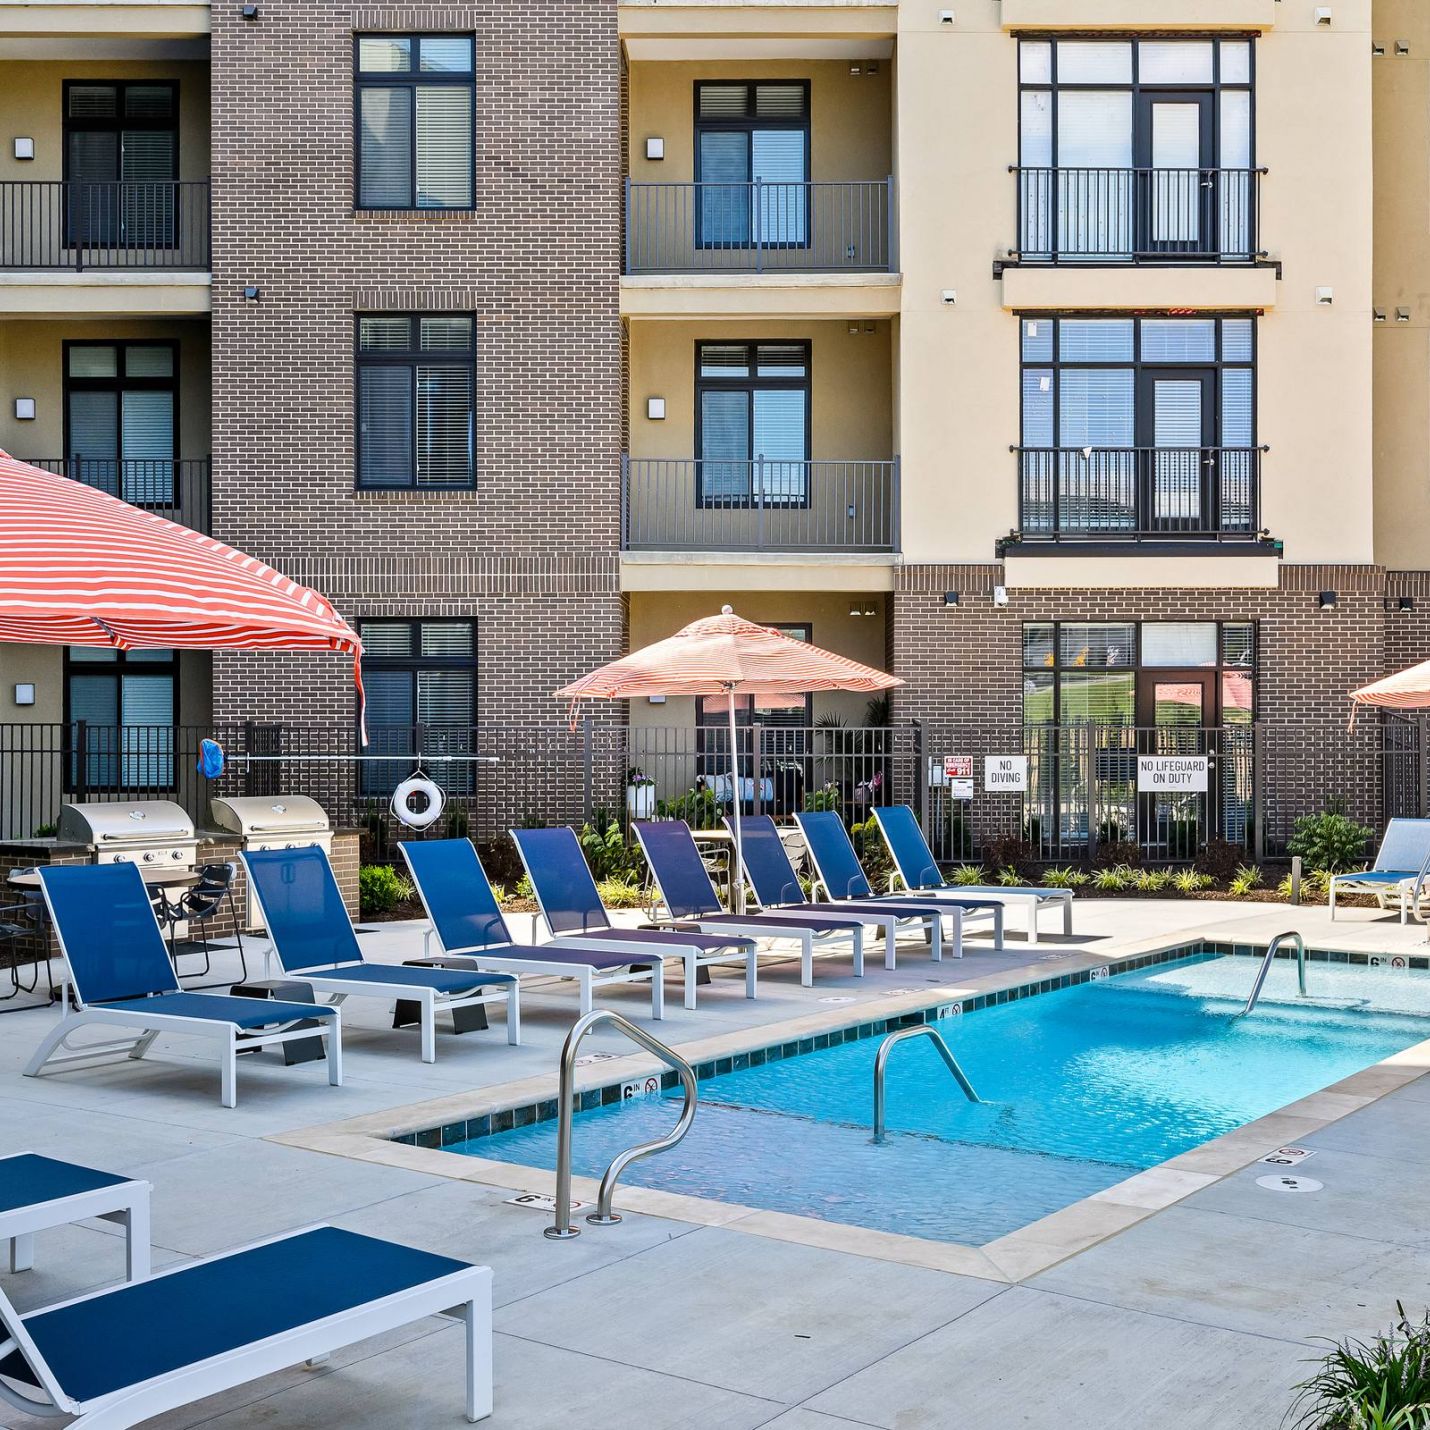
left=0, top=0, right=1415, bottom=860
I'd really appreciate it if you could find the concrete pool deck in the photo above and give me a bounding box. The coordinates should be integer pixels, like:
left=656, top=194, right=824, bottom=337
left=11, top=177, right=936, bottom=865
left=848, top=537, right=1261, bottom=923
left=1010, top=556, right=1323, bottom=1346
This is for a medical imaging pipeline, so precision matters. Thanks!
left=2, top=894, right=1430, bottom=1427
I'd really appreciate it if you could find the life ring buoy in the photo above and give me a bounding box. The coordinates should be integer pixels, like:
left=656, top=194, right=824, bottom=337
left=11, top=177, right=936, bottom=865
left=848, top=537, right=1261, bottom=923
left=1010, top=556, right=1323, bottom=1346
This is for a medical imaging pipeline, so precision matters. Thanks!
left=391, top=774, right=446, bottom=830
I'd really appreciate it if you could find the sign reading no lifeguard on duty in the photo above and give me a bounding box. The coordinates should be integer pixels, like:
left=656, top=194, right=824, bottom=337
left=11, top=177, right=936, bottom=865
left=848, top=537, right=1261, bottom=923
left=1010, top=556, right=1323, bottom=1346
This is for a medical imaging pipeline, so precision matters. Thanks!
left=1137, top=755, right=1209, bottom=793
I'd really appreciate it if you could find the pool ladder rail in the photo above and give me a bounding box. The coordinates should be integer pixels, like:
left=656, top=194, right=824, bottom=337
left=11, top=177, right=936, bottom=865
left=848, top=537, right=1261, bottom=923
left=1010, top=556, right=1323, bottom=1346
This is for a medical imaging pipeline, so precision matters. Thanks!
left=872, top=1024, right=980, bottom=1139
left=1234, top=931, right=1306, bottom=1019
left=545, top=1008, right=697, bottom=1240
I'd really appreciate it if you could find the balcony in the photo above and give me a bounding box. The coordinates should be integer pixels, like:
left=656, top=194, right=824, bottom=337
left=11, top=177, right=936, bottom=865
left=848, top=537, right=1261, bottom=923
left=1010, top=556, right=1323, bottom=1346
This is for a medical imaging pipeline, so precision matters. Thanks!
left=624, top=179, right=894, bottom=275
left=1008, top=446, right=1269, bottom=548
left=0, top=181, right=210, bottom=271
left=622, top=456, right=898, bottom=553
left=1008, top=167, right=1264, bottom=266
left=26, top=458, right=212, bottom=535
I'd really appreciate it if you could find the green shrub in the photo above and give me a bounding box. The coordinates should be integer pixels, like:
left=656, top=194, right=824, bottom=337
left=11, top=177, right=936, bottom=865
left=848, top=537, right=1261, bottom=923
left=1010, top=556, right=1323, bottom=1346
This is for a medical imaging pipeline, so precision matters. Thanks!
left=1041, top=866, right=1081, bottom=888
left=1091, top=864, right=1132, bottom=892
left=1229, top=864, right=1263, bottom=897
left=802, top=782, right=841, bottom=813
left=850, top=817, right=894, bottom=889
left=1165, top=819, right=1201, bottom=860
left=1278, top=867, right=1331, bottom=901
left=1290, top=1303, right=1430, bottom=1430
left=1173, top=868, right=1211, bottom=894
left=949, top=864, right=988, bottom=886
left=1136, top=868, right=1173, bottom=893
left=578, top=820, right=644, bottom=883
left=596, top=875, right=646, bottom=910
left=358, top=864, right=404, bottom=917
left=31, top=822, right=57, bottom=838
left=986, top=835, right=1033, bottom=877
left=996, top=866, right=1025, bottom=886
left=657, top=785, right=721, bottom=829
left=1288, top=806, right=1377, bottom=873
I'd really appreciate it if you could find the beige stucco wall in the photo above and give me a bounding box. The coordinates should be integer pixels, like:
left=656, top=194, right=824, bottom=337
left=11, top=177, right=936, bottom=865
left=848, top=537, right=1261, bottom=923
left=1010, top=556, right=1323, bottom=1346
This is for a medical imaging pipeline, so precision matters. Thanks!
left=893, top=0, right=1375, bottom=570
left=0, top=317, right=210, bottom=460
left=628, top=59, right=892, bottom=183
left=0, top=59, right=211, bottom=184
left=1372, top=0, right=1430, bottom=570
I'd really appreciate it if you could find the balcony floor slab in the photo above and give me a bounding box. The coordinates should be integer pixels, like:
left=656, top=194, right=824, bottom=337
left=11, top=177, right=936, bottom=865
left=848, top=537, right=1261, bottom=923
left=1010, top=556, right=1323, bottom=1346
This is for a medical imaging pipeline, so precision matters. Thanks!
left=1000, top=264, right=1278, bottom=313
left=0, top=270, right=211, bottom=317
left=622, top=271, right=901, bottom=320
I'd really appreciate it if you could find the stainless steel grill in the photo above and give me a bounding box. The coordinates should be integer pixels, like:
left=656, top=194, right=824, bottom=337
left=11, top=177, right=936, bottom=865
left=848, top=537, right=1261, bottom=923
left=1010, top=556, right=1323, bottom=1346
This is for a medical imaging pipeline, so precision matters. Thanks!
left=57, top=799, right=198, bottom=870
left=210, top=796, right=333, bottom=930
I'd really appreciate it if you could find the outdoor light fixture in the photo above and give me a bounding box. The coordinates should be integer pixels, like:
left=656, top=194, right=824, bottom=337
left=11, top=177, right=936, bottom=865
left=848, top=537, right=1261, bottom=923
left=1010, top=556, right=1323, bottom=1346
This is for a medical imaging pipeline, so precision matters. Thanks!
left=940, top=289, right=957, bottom=305
left=13, top=138, right=33, bottom=161
left=1398, top=308, right=1412, bottom=322
left=14, top=398, right=35, bottom=421
left=13, top=684, right=35, bottom=707
left=939, top=9, right=955, bottom=24
left=644, top=137, right=664, bottom=161
left=1373, top=43, right=1386, bottom=57
left=241, top=4, right=259, bottom=18
left=1399, top=596, right=1416, bottom=612
left=943, top=591, right=960, bottom=607
left=646, top=397, right=665, bottom=420
left=1396, top=40, right=1411, bottom=55
left=1318, top=591, right=1338, bottom=610
left=1316, top=287, right=1334, bottom=305
left=1374, top=310, right=1387, bottom=323
left=1314, top=7, right=1332, bottom=25
left=243, top=285, right=260, bottom=301
left=850, top=602, right=862, bottom=617
left=993, top=585, right=1009, bottom=608
left=647, top=694, right=666, bottom=705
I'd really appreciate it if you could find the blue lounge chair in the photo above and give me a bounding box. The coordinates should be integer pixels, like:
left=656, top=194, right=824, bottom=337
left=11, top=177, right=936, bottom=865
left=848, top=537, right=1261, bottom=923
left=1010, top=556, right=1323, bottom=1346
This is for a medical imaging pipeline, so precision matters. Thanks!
left=795, top=811, right=1005, bottom=950
left=510, top=826, right=760, bottom=1009
left=23, top=863, right=341, bottom=1109
left=242, top=846, right=518, bottom=1063
left=1329, top=817, right=1430, bottom=922
left=401, top=835, right=728, bottom=1019
left=632, top=820, right=865, bottom=985
left=732, top=815, right=977, bottom=963
left=868, top=805, right=1071, bottom=945
left=0, top=1225, right=492, bottom=1425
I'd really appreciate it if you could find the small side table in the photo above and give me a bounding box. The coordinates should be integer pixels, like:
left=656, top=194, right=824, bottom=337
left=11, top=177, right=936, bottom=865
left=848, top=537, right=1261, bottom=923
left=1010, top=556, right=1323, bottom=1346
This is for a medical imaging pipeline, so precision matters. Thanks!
left=392, top=958, right=490, bottom=1034
left=229, top=980, right=329, bottom=1065
left=0, top=1153, right=151, bottom=1281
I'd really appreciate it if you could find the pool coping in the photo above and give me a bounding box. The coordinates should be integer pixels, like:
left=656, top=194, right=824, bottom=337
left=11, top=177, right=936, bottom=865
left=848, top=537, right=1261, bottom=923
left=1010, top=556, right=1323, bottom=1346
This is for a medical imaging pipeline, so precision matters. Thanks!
left=270, top=932, right=1430, bottom=1285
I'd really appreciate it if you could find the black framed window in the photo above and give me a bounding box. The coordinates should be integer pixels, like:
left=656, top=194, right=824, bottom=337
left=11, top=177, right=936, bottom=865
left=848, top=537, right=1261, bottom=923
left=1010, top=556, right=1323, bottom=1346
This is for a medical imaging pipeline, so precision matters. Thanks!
left=356, top=34, right=474, bottom=210
left=696, top=340, right=810, bottom=506
left=1017, top=37, right=1254, bottom=260
left=358, top=620, right=477, bottom=796
left=695, top=81, right=810, bottom=248
left=63, top=80, right=179, bottom=248
left=65, top=340, right=178, bottom=506
left=65, top=647, right=177, bottom=791
left=356, top=314, right=474, bottom=489
left=1019, top=314, right=1255, bottom=532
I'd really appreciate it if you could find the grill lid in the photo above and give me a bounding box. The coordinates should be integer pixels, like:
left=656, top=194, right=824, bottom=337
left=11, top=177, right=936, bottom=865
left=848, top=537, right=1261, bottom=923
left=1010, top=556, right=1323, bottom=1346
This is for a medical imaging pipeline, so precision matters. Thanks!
left=210, top=795, right=331, bottom=838
left=58, top=800, right=196, bottom=846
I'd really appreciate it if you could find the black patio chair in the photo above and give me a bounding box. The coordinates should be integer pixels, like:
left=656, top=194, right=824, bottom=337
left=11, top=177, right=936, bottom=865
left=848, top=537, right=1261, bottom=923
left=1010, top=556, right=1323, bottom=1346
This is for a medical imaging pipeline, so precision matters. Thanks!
left=154, top=862, right=248, bottom=985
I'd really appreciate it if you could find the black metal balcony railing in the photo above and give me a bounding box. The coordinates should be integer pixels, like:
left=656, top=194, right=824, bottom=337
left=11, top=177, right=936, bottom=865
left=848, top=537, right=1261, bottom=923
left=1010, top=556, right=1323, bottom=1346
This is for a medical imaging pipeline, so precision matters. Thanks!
left=27, top=458, right=212, bottom=535
left=622, top=456, right=899, bottom=553
left=0, top=181, right=211, bottom=270
left=1011, top=167, right=1264, bottom=264
left=624, top=179, right=895, bottom=274
left=1014, top=446, right=1264, bottom=543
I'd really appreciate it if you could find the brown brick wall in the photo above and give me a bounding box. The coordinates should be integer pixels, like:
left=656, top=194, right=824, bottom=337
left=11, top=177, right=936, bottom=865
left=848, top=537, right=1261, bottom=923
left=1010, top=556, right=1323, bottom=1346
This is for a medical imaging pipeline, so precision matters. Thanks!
left=207, top=0, right=625, bottom=779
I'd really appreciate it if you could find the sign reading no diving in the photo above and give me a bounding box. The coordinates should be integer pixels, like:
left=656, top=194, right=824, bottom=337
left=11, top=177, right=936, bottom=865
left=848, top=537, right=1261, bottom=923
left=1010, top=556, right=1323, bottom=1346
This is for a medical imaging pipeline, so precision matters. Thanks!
left=1137, top=755, right=1209, bottom=793
left=984, top=755, right=1028, bottom=792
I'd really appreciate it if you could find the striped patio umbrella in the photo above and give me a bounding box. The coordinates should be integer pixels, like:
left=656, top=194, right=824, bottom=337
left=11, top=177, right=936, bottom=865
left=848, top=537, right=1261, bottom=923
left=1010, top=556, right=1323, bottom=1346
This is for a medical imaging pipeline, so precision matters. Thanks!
left=556, top=605, right=901, bottom=912
left=0, top=450, right=364, bottom=718
left=1349, top=659, right=1430, bottom=728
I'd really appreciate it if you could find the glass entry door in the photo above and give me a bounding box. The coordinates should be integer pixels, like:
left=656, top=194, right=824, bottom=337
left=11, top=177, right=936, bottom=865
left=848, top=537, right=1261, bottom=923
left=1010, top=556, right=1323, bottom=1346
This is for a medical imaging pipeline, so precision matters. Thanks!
left=1136, top=92, right=1213, bottom=256
left=1137, top=670, right=1215, bottom=856
left=1139, top=367, right=1215, bottom=532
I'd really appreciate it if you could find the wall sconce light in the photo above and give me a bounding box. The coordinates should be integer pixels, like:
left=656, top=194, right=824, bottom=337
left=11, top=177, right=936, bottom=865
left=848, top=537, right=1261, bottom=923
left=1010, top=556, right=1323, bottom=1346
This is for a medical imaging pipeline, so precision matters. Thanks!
left=14, top=398, right=36, bottom=421
left=644, top=137, right=664, bottom=161
left=13, top=683, right=35, bottom=707
left=1396, top=40, right=1411, bottom=55
left=940, top=289, right=957, bottom=306
left=849, top=602, right=862, bottom=617
left=647, top=694, right=666, bottom=705
left=1315, top=287, right=1334, bottom=305
left=1374, top=310, right=1387, bottom=323
left=992, top=585, right=1009, bottom=608
left=242, top=285, right=261, bottom=301
left=943, top=591, right=960, bottom=607
left=1398, top=596, right=1416, bottom=612
left=1318, top=591, right=1338, bottom=610
left=1314, top=7, right=1332, bottom=25
left=939, top=9, right=955, bottom=23
left=646, top=397, right=665, bottom=420
left=1372, top=43, right=1386, bottom=56
left=863, top=602, right=876, bottom=617
left=241, top=4, right=259, bottom=18
left=1397, top=308, right=1412, bottom=322
left=13, top=138, right=34, bottom=161
left=849, top=63, right=862, bottom=75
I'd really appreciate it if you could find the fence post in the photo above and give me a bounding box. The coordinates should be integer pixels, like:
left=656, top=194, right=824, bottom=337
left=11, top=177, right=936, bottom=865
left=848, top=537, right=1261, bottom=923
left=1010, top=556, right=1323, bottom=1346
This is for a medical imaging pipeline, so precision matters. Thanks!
left=753, top=177, right=763, bottom=272
left=911, top=720, right=926, bottom=837
left=1253, top=724, right=1266, bottom=864
left=582, top=716, right=594, bottom=824
left=1086, top=725, right=1099, bottom=867
left=755, top=456, right=766, bottom=548
left=73, top=720, right=88, bottom=802
left=243, top=719, right=256, bottom=797
left=751, top=723, right=763, bottom=819
left=1419, top=716, right=1430, bottom=819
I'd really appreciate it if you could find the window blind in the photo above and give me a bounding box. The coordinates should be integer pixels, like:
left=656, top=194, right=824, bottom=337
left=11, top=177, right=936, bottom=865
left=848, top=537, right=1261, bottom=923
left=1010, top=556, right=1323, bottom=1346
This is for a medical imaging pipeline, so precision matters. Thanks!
left=359, top=87, right=414, bottom=207
left=416, top=366, right=473, bottom=486
left=416, top=87, right=472, bottom=208
left=359, top=365, right=414, bottom=485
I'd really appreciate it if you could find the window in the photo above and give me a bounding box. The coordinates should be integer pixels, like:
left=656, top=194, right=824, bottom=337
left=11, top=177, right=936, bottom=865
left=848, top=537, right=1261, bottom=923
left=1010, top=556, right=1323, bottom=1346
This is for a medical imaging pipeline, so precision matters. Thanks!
left=65, top=647, right=177, bottom=790
left=1019, top=314, right=1256, bottom=534
left=356, top=314, right=475, bottom=489
left=696, top=340, right=810, bottom=506
left=63, top=80, right=179, bottom=248
left=65, top=341, right=178, bottom=506
left=358, top=620, right=477, bottom=795
left=1017, top=37, right=1254, bottom=260
left=695, top=81, right=810, bottom=248
left=356, top=34, right=474, bottom=210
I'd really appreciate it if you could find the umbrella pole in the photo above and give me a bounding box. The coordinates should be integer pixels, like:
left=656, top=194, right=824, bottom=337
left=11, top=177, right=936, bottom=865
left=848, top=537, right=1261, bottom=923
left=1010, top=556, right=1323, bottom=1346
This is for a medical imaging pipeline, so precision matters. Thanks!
left=728, top=684, right=745, bottom=915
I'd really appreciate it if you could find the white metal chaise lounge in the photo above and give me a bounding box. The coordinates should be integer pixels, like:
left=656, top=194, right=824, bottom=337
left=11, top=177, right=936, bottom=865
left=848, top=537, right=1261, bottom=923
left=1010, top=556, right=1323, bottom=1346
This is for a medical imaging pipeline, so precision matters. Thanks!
left=1329, top=817, right=1430, bottom=922
left=0, top=1224, right=492, bottom=1427
left=24, top=863, right=341, bottom=1108
left=242, top=845, right=519, bottom=1063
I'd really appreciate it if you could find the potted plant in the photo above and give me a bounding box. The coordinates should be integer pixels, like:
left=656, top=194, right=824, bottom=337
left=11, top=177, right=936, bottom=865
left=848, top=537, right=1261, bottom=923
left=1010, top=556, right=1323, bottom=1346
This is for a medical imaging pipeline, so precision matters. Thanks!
left=625, top=766, right=656, bottom=819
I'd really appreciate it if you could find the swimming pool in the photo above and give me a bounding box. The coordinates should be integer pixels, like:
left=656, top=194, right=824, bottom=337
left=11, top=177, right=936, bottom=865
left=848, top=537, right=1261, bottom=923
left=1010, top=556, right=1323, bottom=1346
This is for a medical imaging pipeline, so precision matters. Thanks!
left=447, top=955, right=1430, bottom=1246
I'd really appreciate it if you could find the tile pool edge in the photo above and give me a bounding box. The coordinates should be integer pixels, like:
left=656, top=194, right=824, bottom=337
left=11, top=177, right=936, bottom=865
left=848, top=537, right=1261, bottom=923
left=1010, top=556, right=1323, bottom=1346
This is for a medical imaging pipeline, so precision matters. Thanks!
left=271, top=937, right=1430, bottom=1283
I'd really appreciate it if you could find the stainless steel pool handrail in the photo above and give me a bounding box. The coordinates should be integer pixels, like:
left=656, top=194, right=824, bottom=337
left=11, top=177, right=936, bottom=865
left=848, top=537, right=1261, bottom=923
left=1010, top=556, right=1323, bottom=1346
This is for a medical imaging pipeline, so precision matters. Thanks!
left=1234, top=931, right=1306, bottom=1019
left=544, top=1008, right=698, bottom=1240
left=873, top=1024, right=979, bottom=1138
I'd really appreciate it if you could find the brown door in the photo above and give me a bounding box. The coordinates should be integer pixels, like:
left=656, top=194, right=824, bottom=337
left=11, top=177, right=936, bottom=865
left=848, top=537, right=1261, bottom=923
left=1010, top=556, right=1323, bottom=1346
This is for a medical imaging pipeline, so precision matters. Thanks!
left=1137, top=671, right=1216, bottom=856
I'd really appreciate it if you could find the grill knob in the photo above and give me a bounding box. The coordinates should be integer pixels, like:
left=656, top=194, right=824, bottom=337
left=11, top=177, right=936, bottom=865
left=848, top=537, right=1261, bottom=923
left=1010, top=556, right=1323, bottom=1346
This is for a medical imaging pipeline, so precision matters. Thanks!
left=143, top=851, right=158, bottom=863
left=171, top=850, right=183, bottom=861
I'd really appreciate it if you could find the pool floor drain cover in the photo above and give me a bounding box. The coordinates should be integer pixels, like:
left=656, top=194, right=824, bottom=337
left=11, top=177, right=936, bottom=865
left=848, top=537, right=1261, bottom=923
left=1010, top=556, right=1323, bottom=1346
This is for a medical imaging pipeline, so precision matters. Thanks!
left=1255, top=1174, right=1324, bottom=1194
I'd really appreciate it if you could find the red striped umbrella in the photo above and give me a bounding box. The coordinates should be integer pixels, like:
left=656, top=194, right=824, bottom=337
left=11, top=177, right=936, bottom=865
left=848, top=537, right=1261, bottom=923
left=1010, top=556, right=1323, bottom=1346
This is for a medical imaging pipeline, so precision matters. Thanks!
left=0, top=450, right=363, bottom=713
left=557, top=605, right=901, bottom=911
left=1349, top=660, right=1430, bottom=728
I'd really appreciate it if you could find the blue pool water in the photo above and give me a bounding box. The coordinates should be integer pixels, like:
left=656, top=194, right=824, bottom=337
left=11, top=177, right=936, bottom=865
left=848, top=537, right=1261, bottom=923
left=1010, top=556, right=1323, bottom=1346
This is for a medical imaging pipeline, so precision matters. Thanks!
left=456, top=957, right=1430, bottom=1245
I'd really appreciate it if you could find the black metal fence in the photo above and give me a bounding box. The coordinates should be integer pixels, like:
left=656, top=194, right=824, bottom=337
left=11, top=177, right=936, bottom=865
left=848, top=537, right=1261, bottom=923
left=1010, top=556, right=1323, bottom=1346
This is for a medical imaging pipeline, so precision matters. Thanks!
left=0, top=181, right=211, bottom=270
left=0, top=716, right=1414, bottom=868
left=23, top=458, right=211, bottom=535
